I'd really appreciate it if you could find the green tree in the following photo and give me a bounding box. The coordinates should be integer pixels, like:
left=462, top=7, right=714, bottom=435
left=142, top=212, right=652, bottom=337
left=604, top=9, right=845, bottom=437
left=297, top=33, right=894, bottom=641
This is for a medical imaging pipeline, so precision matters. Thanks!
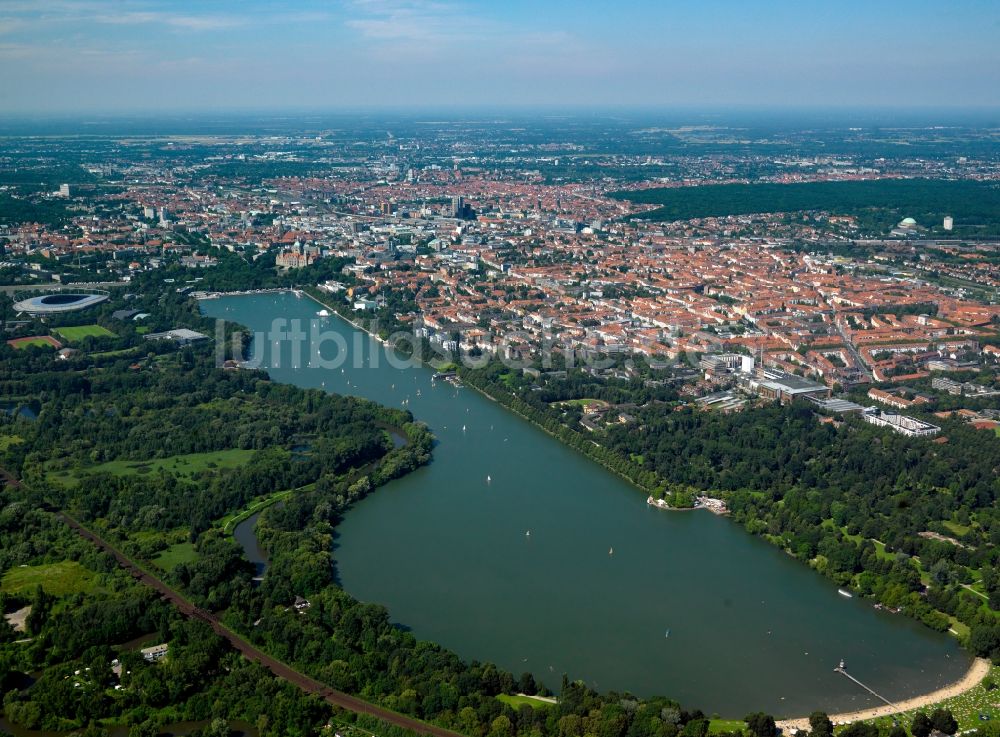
left=929, top=709, right=958, bottom=735
left=839, top=723, right=878, bottom=737
left=744, top=713, right=776, bottom=737
left=911, top=712, right=933, bottom=737
left=808, top=712, right=833, bottom=737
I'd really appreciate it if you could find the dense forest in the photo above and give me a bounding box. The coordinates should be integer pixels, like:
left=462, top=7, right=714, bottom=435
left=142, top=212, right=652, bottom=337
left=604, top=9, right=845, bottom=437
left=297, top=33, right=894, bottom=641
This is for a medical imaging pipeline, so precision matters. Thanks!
left=612, top=179, right=1000, bottom=235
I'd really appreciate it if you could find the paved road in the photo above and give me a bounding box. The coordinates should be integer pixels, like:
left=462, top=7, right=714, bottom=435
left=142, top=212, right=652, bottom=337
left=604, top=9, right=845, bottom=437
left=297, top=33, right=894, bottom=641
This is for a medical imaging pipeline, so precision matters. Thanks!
left=59, top=513, right=466, bottom=737
left=832, top=313, right=874, bottom=381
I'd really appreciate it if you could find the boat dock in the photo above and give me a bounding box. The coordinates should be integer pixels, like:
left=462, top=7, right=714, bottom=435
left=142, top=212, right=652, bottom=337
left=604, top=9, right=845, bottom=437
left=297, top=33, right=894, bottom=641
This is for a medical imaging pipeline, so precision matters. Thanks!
left=834, top=660, right=896, bottom=709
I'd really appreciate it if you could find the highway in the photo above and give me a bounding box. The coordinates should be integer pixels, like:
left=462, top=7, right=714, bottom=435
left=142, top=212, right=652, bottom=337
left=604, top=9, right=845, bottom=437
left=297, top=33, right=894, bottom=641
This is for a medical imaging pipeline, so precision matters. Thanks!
left=58, top=512, right=466, bottom=737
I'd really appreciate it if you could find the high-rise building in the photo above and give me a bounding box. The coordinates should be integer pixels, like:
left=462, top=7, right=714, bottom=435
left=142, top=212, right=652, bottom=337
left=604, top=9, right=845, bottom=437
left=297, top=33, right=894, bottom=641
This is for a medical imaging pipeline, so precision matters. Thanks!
left=943, top=215, right=954, bottom=231
left=58, top=183, right=71, bottom=198
left=450, top=196, right=464, bottom=218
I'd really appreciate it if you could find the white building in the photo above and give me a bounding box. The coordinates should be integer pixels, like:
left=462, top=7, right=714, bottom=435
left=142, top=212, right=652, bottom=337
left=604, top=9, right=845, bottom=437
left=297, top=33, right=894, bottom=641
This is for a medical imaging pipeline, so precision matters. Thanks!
left=140, top=643, right=169, bottom=662
left=862, top=408, right=939, bottom=437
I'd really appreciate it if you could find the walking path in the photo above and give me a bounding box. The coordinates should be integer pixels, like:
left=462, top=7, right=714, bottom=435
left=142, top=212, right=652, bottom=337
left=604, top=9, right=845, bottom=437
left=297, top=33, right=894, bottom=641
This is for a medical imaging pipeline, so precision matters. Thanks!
left=776, top=658, right=992, bottom=733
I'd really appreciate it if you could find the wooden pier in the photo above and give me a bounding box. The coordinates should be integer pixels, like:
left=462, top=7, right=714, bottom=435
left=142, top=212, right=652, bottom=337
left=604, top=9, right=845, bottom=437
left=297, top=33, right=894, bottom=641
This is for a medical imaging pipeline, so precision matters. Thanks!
left=834, top=660, right=896, bottom=709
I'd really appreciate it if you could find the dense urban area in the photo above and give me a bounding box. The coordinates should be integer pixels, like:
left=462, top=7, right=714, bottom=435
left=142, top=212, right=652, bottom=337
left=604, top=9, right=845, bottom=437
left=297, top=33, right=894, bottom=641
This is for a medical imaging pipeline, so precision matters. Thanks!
left=2, top=114, right=1000, bottom=737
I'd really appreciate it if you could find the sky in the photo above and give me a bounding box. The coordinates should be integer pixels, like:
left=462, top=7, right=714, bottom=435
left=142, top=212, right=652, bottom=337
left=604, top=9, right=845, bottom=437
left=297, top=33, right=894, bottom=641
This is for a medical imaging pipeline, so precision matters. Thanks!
left=1, top=0, right=999, bottom=114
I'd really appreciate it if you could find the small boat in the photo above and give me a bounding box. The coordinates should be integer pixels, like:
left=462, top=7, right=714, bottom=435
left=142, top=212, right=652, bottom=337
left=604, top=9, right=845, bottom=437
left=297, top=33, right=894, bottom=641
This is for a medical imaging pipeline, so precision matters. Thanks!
left=462, top=424, right=467, bottom=432
left=526, top=530, right=530, bottom=537
left=838, top=589, right=853, bottom=598
left=609, top=547, right=614, bottom=556
left=665, top=629, right=670, bottom=638
left=487, top=475, right=492, bottom=483
left=316, top=309, right=330, bottom=317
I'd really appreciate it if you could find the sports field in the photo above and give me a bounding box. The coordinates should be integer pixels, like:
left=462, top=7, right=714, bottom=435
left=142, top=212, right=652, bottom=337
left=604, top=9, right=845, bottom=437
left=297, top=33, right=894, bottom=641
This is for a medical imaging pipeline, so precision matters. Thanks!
left=6, top=335, right=62, bottom=350
left=53, top=324, right=116, bottom=341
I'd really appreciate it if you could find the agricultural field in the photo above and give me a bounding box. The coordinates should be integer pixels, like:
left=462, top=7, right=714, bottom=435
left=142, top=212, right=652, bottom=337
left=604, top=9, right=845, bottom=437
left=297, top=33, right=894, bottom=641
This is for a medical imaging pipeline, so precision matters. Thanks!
left=53, top=324, right=116, bottom=341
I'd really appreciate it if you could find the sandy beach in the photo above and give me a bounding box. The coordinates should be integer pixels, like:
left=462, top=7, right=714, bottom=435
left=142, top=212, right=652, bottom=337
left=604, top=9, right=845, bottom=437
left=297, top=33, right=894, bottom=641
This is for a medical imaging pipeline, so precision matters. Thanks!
left=776, top=658, right=992, bottom=733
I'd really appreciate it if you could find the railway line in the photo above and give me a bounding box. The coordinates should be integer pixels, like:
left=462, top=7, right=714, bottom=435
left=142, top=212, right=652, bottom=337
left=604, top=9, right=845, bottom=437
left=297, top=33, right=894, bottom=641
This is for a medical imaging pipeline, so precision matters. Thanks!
left=58, top=512, right=466, bottom=737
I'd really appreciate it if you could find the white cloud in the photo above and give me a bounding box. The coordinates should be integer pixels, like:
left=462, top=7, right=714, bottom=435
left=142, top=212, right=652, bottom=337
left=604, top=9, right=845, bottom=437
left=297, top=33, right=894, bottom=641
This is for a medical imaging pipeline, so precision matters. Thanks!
left=0, top=17, right=28, bottom=34
left=344, top=0, right=495, bottom=44
left=0, top=2, right=246, bottom=32
left=91, top=10, right=246, bottom=31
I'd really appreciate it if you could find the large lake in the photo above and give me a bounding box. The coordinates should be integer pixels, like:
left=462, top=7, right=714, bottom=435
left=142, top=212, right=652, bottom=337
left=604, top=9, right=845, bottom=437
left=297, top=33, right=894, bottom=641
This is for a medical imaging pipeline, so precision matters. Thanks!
left=204, top=292, right=968, bottom=718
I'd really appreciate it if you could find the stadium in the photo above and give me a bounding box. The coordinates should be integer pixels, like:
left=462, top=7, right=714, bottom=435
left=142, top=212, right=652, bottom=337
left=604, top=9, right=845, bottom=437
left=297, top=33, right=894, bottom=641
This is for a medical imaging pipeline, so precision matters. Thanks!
left=12, top=292, right=109, bottom=316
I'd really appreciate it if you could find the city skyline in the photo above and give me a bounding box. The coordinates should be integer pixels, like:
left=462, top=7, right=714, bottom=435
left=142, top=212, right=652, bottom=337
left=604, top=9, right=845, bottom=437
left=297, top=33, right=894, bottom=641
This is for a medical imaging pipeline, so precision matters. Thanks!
left=2, top=0, right=1000, bottom=114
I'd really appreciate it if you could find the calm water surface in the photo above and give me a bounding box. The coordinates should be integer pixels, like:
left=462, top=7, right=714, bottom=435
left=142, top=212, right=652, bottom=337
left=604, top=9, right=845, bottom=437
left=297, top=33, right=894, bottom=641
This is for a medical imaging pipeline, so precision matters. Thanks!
left=206, top=293, right=969, bottom=718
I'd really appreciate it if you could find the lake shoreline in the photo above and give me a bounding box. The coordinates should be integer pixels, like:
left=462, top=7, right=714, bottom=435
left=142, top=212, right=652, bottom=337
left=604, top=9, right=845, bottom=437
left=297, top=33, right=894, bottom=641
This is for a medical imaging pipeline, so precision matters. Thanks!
left=202, top=291, right=974, bottom=719
left=776, top=657, right=992, bottom=732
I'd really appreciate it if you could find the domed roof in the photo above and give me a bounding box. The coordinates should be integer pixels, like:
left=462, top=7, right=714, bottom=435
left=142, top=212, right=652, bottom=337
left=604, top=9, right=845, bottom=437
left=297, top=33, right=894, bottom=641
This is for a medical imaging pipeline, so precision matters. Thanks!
left=900, top=217, right=917, bottom=226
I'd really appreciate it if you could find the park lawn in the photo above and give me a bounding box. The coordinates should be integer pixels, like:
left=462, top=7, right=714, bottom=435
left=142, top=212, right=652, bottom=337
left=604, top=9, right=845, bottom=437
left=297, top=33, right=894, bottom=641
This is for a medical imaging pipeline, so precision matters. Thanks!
left=0, top=434, right=24, bottom=451
left=867, top=663, right=1000, bottom=732
left=136, top=326, right=151, bottom=335
left=871, top=540, right=895, bottom=562
left=948, top=617, right=971, bottom=638
left=942, top=520, right=972, bottom=537
left=53, top=324, right=116, bottom=341
left=219, top=482, right=315, bottom=534
left=553, top=398, right=609, bottom=409
left=50, top=448, right=257, bottom=485
left=1, top=561, right=97, bottom=596
left=497, top=694, right=555, bottom=709
left=90, top=347, right=141, bottom=358
left=708, top=720, right=747, bottom=735
left=154, top=542, right=198, bottom=571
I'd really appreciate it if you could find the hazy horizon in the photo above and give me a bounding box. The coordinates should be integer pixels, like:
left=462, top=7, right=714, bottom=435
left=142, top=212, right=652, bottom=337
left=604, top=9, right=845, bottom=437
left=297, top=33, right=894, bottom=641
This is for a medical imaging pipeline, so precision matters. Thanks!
left=2, top=0, right=999, bottom=115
